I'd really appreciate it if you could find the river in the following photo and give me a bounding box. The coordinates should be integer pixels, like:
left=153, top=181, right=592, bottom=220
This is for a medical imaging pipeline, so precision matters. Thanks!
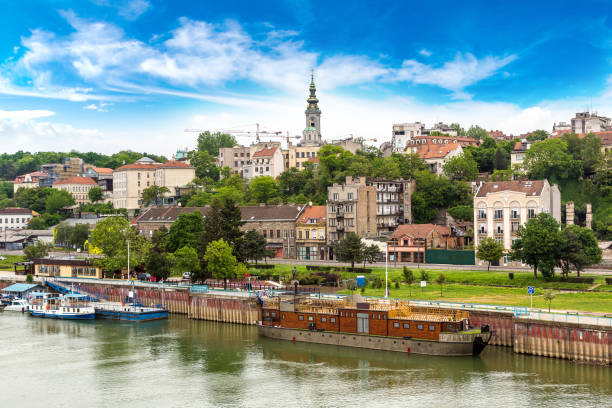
left=1, top=313, right=610, bottom=408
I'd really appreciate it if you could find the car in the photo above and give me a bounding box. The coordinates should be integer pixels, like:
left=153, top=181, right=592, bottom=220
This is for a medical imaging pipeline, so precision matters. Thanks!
left=182, top=272, right=192, bottom=280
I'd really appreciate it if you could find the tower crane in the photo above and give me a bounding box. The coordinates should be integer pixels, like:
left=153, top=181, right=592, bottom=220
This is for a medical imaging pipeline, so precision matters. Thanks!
left=335, top=133, right=377, bottom=143
left=184, top=123, right=301, bottom=145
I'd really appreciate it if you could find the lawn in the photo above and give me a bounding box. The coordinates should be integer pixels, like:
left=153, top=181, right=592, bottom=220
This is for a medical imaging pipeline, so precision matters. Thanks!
left=0, top=254, right=26, bottom=270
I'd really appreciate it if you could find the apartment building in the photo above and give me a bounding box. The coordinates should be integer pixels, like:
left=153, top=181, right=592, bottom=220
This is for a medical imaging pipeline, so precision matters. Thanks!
left=154, top=161, right=196, bottom=202
left=286, top=144, right=321, bottom=169
left=418, top=143, right=464, bottom=175
left=243, top=146, right=284, bottom=180
left=571, top=111, right=612, bottom=134
left=53, top=176, right=98, bottom=205
left=326, top=177, right=376, bottom=259
left=84, top=166, right=114, bottom=192
left=367, top=179, right=415, bottom=236
left=405, top=135, right=479, bottom=154
left=217, top=145, right=253, bottom=176
left=296, top=205, right=326, bottom=260
left=134, top=206, right=210, bottom=237
left=511, top=141, right=532, bottom=169
left=0, top=207, right=36, bottom=230
left=473, top=180, right=561, bottom=266
left=13, top=172, right=48, bottom=193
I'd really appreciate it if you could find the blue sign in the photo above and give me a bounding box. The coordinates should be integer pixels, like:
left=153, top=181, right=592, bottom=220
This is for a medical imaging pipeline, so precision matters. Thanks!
left=527, top=286, right=535, bottom=295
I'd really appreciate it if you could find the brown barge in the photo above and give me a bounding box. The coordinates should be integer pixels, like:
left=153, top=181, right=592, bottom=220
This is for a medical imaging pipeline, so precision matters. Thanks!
left=258, top=294, right=492, bottom=357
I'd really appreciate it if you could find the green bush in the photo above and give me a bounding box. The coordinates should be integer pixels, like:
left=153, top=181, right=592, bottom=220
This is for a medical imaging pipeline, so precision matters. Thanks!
left=508, top=272, right=514, bottom=280
left=419, top=270, right=429, bottom=282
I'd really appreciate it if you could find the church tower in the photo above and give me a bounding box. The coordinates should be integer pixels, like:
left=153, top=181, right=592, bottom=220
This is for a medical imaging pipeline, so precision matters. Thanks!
left=302, top=71, right=322, bottom=145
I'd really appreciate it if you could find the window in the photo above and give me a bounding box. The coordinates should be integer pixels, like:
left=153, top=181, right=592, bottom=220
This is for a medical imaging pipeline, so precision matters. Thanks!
left=495, top=224, right=503, bottom=234
left=308, top=316, right=314, bottom=321
left=494, top=209, right=503, bottom=220
left=417, top=324, right=423, bottom=330
left=512, top=222, right=520, bottom=232
left=321, top=317, right=327, bottom=322
left=269, top=229, right=273, bottom=238
left=298, top=230, right=303, bottom=239
left=330, top=317, right=336, bottom=323
left=478, top=209, right=487, bottom=219
left=348, top=193, right=353, bottom=200
left=528, top=208, right=536, bottom=218
left=403, top=323, right=409, bottom=329
left=282, top=314, right=285, bottom=319
left=277, top=230, right=281, bottom=238
left=262, top=230, right=267, bottom=238
left=393, top=322, right=399, bottom=328
left=305, top=230, right=309, bottom=239
left=312, top=229, right=317, bottom=239
left=298, top=315, right=304, bottom=321
left=511, top=208, right=520, bottom=219
left=333, top=193, right=339, bottom=200
left=351, top=312, right=354, bottom=317
left=429, top=325, right=435, bottom=331
left=479, top=223, right=486, bottom=234
left=265, top=311, right=269, bottom=317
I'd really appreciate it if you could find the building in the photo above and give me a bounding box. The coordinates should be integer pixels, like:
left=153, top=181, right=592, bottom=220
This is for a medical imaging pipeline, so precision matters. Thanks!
left=244, top=146, right=284, bottom=180
left=387, top=224, right=453, bottom=263
left=367, top=179, right=415, bottom=236
left=552, top=121, right=571, bottom=135
left=1, top=283, right=45, bottom=298
left=112, top=159, right=159, bottom=210
left=0, top=207, right=36, bottom=230
left=13, top=171, right=48, bottom=193
left=84, top=166, right=114, bottom=192
left=286, top=144, right=321, bottom=169
left=473, top=180, right=561, bottom=266
left=302, top=72, right=323, bottom=146
left=405, top=135, right=479, bottom=154
left=134, top=206, right=210, bottom=237
left=296, top=205, right=326, bottom=260
left=241, top=204, right=305, bottom=259
left=417, top=143, right=464, bottom=175
left=217, top=145, right=253, bottom=176
left=390, top=122, right=459, bottom=153
left=33, top=258, right=102, bottom=279
left=571, top=111, right=612, bottom=134
left=0, top=229, right=53, bottom=250
left=53, top=176, right=98, bottom=205
left=331, top=137, right=363, bottom=154
left=511, top=141, right=531, bottom=169
left=154, top=161, right=196, bottom=204
left=326, top=177, right=377, bottom=258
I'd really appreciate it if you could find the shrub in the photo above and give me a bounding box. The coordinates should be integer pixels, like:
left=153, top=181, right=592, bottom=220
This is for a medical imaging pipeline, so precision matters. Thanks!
left=557, top=277, right=594, bottom=284
left=25, top=274, right=33, bottom=283
left=394, top=281, right=400, bottom=289
left=371, top=276, right=384, bottom=289
left=606, top=278, right=612, bottom=285
left=508, top=272, right=514, bottom=280
left=419, top=270, right=429, bottom=282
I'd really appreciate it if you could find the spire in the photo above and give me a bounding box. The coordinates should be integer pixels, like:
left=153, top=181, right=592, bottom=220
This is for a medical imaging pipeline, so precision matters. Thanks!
left=306, top=69, right=320, bottom=113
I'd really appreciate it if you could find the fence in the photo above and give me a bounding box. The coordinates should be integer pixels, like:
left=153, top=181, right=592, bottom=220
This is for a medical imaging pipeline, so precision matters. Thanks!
left=425, top=249, right=475, bottom=265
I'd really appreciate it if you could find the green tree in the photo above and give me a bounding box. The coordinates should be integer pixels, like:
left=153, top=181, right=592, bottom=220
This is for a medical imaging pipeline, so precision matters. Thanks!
left=466, top=125, right=488, bottom=140
left=450, top=123, right=466, bottom=136
left=54, top=222, right=73, bottom=247
left=248, top=176, right=279, bottom=204
left=526, top=129, right=549, bottom=142
left=525, top=138, right=582, bottom=182
left=204, top=239, right=237, bottom=289
left=189, top=150, right=221, bottom=182
left=151, top=225, right=169, bottom=249
left=402, top=266, right=415, bottom=296
left=435, top=273, right=446, bottom=296
left=15, top=187, right=53, bottom=213
left=166, top=210, right=204, bottom=253
left=448, top=205, right=473, bottom=222
left=23, top=241, right=51, bottom=260
left=197, top=131, right=236, bottom=156
left=493, top=147, right=509, bottom=170
left=172, top=246, right=200, bottom=277
left=70, top=223, right=90, bottom=250
left=200, top=198, right=245, bottom=262
left=558, top=225, right=602, bottom=277
left=45, top=189, right=75, bottom=214
left=88, top=186, right=103, bottom=203
left=334, top=232, right=365, bottom=268
left=141, top=185, right=170, bottom=206
left=362, top=244, right=382, bottom=268
left=476, top=237, right=505, bottom=271
left=240, top=229, right=268, bottom=263
left=491, top=169, right=513, bottom=181
left=543, top=290, right=556, bottom=312
left=511, top=213, right=562, bottom=278
left=146, top=247, right=171, bottom=280
left=443, top=153, right=478, bottom=181
left=89, top=216, right=149, bottom=273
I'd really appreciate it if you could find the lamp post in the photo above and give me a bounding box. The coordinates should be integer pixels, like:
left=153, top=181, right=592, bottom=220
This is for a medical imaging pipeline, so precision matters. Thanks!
left=385, top=243, right=388, bottom=299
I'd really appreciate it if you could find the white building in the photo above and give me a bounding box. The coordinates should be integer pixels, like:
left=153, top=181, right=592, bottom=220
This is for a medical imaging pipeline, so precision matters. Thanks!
left=571, top=111, right=612, bottom=134
left=417, top=143, right=464, bottom=175
left=0, top=207, right=36, bottom=230
left=243, top=146, right=284, bottom=180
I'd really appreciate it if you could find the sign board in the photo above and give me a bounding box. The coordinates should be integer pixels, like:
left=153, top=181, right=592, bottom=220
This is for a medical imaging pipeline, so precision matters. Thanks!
left=527, top=286, right=535, bottom=295
left=128, top=291, right=134, bottom=298
left=420, top=281, right=427, bottom=287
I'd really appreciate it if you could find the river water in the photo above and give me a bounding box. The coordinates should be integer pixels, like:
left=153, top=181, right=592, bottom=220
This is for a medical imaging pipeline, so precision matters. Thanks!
left=1, top=313, right=610, bottom=408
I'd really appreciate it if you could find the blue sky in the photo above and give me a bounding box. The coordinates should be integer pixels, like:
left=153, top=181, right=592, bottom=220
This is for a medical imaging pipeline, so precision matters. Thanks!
left=2, top=0, right=612, bottom=155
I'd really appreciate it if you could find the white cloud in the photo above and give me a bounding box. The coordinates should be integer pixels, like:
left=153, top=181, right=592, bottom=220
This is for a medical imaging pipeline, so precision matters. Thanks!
left=419, top=49, right=432, bottom=57
left=0, top=109, right=55, bottom=122
left=83, top=102, right=109, bottom=112
left=91, top=0, right=151, bottom=20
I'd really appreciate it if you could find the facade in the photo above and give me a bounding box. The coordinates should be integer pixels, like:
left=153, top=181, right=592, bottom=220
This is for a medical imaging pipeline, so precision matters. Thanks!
left=244, top=146, right=284, bottom=180
left=53, top=176, right=98, bottom=205
left=571, top=111, right=612, bottom=134
left=0, top=207, right=36, bottom=230
left=417, top=143, right=464, bottom=175
left=296, top=205, right=326, bottom=260
left=405, top=135, right=479, bottom=154
left=33, top=258, right=102, bottom=279
left=367, top=179, right=415, bottom=236
left=112, top=161, right=159, bottom=209
left=84, top=166, right=114, bottom=192
left=13, top=171, right=48, bottom=193
left=218, top=145, right=252, bottom=176
left=387, top=224, right=453, bottom=263
left=241, top=204, right=305, bottom=259
left=391, top=122, right=459, bottom=152
left=511, top=141, right=531, bottom=169
left=331, top=137, right=363, bottom=154
left=326, top=177, right=377, bottom=258
left=154, top=161, right=196, bottom=203
left=473, top=180, right=561, bottom=266
left=134, top=206, right=209, bottom=237
left=286, top=144, right=321, bottom=169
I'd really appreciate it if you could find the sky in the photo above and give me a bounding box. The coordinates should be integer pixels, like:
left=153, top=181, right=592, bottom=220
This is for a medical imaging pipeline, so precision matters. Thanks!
left=2, top=0, right=612, bottom=156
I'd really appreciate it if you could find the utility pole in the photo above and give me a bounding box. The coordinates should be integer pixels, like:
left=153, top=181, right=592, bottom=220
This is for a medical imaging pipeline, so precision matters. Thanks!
left=127, top=240, right=130, bottom=281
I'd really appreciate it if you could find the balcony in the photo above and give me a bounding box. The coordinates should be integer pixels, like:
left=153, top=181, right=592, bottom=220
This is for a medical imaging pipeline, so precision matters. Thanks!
left=336, top=224, right=344, bottom=230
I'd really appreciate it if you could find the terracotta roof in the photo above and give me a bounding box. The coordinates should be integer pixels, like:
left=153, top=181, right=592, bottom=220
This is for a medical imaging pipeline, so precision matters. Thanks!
left=116, top=163, right=161, bottom=171
left=513, top=141, right=523, bottom=151
left=418, top=143, right=462, bottom=159
left=53, top=176, right=97, bottom=186
left=0, top=207, right=33, bottom=215
left=475, top=180, right=546, bottom=197
left=136, top=207, right=210, bottom=223
left=157, top=160, right=194, bottom=169
left=14, top=171, right=47, bottom=183
left=390, top=224, right=450, bottom=240
left=93, top=167, right=113, bottom=175
left=307, top=157, right=319, bottom=163
left=297, top=205, right=326, bottom=224
left=241, top=204, right=303, bottom=221
left=252, top=147, right=278, bottom=158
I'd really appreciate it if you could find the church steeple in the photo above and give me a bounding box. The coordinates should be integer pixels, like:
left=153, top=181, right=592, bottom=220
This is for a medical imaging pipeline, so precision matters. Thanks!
left=302, top=70, right=322, bottom=146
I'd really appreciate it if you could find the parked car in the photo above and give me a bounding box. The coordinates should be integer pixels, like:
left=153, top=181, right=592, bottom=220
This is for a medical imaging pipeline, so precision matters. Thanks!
left=137, top=272, right=151, bottom=281
left=182, top=272, right=192, bottom=280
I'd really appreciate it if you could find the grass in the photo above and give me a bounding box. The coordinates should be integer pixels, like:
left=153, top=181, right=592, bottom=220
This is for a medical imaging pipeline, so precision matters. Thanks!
left=0, top=254, right=26, bottom=270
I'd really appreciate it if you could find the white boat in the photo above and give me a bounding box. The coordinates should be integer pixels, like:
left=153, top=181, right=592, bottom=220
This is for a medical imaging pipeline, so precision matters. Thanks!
left=29, top=294, right=95, bottom=320
left=4, top=299, right=30, bottom=312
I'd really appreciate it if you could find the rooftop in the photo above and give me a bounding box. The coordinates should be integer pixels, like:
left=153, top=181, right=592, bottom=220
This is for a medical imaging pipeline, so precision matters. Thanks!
left=475, top=180, right=546, bottom=197
left=241, top=204, right=304, bottom=221
left=156, top=160, right=194, bottom=169
left=390, top=223, right=451, bottom=240
left=252, top=146, right=278, bottom=158
left=0, top=207, right=33, bottom=215
left=116, top=162, right=161, bottom=171
left=1, top=283, right=40, bottom=293
left=418, top=142, right=462, bottom=159
left=297, top=205, right=326, bottom=224
left=53, top=176, right=98, bottom=186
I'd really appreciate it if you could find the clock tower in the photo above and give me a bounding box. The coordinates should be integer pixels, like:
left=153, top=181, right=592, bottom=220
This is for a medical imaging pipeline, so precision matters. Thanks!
left=302, top=71, right=322, bottom=145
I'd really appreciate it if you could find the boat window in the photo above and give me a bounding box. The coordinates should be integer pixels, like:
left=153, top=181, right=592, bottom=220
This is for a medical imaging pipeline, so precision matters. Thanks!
left=265, top=311, right=269, bottom=316
left=308, top=316, right=313, bottom=321
left=417, top=324, right=423, bottom=330
left=339, top=311, right=342, bottom=316
left=446, top=324, right=453, bottom=330
left=282, top=314, right=285, bottom=319
left=271, top=312, right=276, bottom=317
left=393, top=322, right=399, bottom=328
left=351, top=312, right=354, bottom=317
left=298, top=315, right=304, bottom=321
left=403, top=323, right=410, bottom=329
left=429, top=325, right=435, bottom=331
left=321, top=317, right=327, bottom=322
left=330, top=317, right=336, bottom=323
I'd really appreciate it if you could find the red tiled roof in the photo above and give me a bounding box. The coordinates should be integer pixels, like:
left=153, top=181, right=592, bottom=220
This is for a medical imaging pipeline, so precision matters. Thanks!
left=157, top=160, right=194, bottom=169
left=297, top=205, right=326, bottom=224
left=93, top=167, right=113, bottom=175
left=116, top=163, right=161, bottom=171
left=0, top=207, right=33, bottom=215
left=53, top=176, right=98, bottom=185
left=475, top=180, right=546, bottom=197
left=418, top=143, right=462, bottom=159
left=252, top=147, right=278, bottom=157
left=307, top=157, right=319, bottom=163
left=390, top=224, right=450, bottom=240
left=513, top=141, right=523, bottom=151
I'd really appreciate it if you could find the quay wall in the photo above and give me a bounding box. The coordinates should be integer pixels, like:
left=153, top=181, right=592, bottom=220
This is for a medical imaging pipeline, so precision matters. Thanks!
left=188, top=294, right=260, bottom=324
left=468, top=310, right=514, bottom=347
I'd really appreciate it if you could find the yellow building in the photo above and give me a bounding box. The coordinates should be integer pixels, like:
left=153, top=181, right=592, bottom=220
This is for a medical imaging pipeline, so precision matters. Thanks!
left=52, top=176, right=98, bottom=205
left=33, top=258, right=102, bottom=279
left=286, top=144, right=321, bottom=170
left=296, top=205, right=327, bottom=260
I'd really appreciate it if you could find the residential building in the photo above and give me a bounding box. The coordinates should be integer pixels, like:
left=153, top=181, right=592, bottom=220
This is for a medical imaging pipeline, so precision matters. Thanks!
left=53, top=176, right=98, bottom=205
left=243, top=146, right=284, bottom=180
left=296, top=205, right=326, bottom=260
left=154, top=161, right=196, bottom=204
left=218, top=145, right=253, bottom=176
left=571, top=111, right=612, bottom=134
left=134, top=206, right=210, bottom=237
left=367, top=179, right=415, bottom=236
left=13, top=171, right=48, bottom=193
left=331, top=137, right=363, bottom=154
left=511, top=141, right=531, bottom=169
left=473, top=180, right=561, bottom=266
left=0, top=229, right=53, bottom=250
left=0, top=207, right=36, bottom=230
left=241, top=204, right=305, bottom=259
left=552, top=121, right=571, bottom=135
left=112, top=157, right=160, bottom=210
left=417, top=142, right=463, bottom=175
left=286, top=144, right=321, bottom=169
left=405, top=135, right=479, bottom=154
left=84, top=166, right=114, bottom=192
left=33, top=258, right=102, bottom=279
left=387, top=224, right=453, bottom=263
left=390, top=122, right=459, bottom=153
left=326, top=176, right=376, bottom=258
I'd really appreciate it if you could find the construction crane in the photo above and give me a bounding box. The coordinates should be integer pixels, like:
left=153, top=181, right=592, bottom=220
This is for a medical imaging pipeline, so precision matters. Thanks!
left=184, top=123, right=301, bottom=145
left=334, top=133, right=377, bottom=143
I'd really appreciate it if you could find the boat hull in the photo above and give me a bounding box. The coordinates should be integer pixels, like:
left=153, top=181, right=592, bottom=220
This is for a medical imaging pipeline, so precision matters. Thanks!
left=258, top=324, right=491, bottom=357
left=94, top=306, right=168, bottom=322
left=30, top=310, right=95, bottom=320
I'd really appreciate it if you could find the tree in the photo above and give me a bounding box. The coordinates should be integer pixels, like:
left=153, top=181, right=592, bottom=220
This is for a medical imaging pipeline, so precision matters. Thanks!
left=443, top=153, right=479, bottom=181
left=525, top=138, right=582, bottom=182
left=166, top=210, right=204, bottom=253
left=151, top=225, right=169, bottom=249
left=435, top=273, right=446, bottom=296
left=89, top=216, right=148, bottom=273
left=362, top=244, right=382, bottom=268
left=204, top=239, right=236, bottom=289
left=493, top=148, right=509, bottom=170
left=448, top=205, right=473, bottom=222
left=248, top=176, right=279, bottom=204
left=24, top=241, right=51, bottom=260
left=200, top=198, right=245, bottom=261
left=511, top=213, right=562, bottom=278
left=70, top=223, right=89, bottom=250
left=240, top=229, right=268, bottom=263
left=450, top=123, right=466, bottom=136
left=146, top=247, right=171, bottom=280
left=45, top=189, right=75, bottom=214
left=334, top=233, right=365, bottom=269
left=88, top=186, right=103, bottom=203
left=477, top=237, right=505, bottom=271
left=54, top=222, right=73, bottom=247
left=526, top=129, right=549, bottom=142
left=403, top=267, right=415, bottom=296
left=173, top=246, right=200, bottom=278
left=141, top=185, right=170, bottom=206
left=466, top=125, right=488, bottom=140
left=558, top=225, right=602, bottom=277
left=197, top=131, right=236, bottom=156
left=543, top=290, right=555, bottom=312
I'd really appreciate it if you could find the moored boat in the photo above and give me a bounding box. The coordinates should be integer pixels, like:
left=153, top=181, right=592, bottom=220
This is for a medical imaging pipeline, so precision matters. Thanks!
left=94, top=303, right=168, bottom=322
left=4, top=298, right=30, bottom=312
left=258, top=294, right=492, bottom=357
left=29, top=294, right=95, bottom=320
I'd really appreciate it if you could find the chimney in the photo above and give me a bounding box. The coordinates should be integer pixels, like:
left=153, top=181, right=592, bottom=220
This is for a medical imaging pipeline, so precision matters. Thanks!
left=586, top=203, right=592, bottom=229
left=566, top=202, right=574, bottom=225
